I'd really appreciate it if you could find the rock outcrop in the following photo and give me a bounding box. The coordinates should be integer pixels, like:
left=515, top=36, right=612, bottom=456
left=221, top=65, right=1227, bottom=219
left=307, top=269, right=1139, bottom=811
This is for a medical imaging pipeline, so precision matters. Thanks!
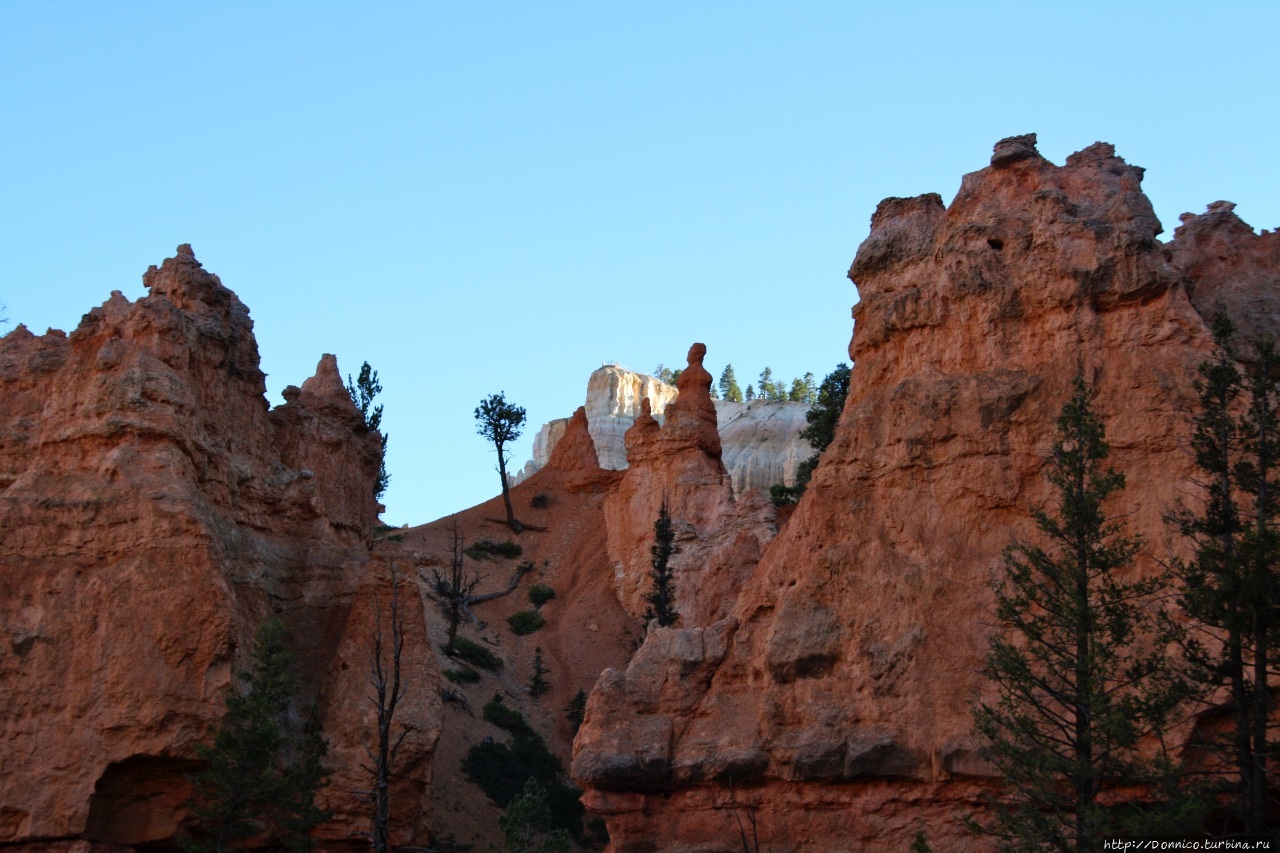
left=0, top=247, right=436, bottom=847
left=514, top=364, right=812, bottom=495
left=573, top=136, right=1273, bottom=850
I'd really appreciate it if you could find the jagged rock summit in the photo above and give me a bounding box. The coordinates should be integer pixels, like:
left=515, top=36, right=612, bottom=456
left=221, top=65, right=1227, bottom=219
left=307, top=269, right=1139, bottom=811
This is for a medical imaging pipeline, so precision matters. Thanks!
left=572, top=136, right=1280, bottom=850
left=0, top=246, right=437, bottom=847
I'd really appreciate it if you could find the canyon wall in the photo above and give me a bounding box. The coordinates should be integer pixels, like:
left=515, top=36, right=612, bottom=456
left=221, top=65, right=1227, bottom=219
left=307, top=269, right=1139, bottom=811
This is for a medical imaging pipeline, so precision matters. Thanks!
left=572, top=136, right=1279, bottom=851
left=514, top=364, right=811, bottom=496
left=0, top=246, right=438, bottom=848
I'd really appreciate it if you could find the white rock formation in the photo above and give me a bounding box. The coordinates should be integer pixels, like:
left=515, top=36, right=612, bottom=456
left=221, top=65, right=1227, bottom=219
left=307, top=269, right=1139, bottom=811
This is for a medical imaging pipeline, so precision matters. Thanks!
left=716, top=399, right=812, bottom=494
left=512, top=364, right=813, bottom=496
left=585, top=365, right=680, bottom=469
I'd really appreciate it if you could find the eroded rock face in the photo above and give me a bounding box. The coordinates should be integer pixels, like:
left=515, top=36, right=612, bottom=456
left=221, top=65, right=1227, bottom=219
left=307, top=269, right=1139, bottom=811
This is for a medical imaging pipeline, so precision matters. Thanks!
left=575, top=136, right=1273, bottom=850
left=0, top=247, right=430, bottom=846
left=601, top=343, right=776, bottom=626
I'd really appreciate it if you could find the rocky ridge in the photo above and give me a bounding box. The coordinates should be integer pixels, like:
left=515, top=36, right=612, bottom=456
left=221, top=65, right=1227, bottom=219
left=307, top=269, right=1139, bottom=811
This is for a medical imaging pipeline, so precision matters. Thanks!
left=0, top=247, right=437, bottom=847
left=571, top=136, right=1278, bottom=850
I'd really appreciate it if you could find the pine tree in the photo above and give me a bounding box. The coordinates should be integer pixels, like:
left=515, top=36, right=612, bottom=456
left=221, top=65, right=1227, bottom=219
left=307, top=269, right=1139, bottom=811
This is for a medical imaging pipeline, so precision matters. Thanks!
left=529, top=647, right=550, bottom=699
left=719, top=365, right=744, bottom=403
left=347, top=361, right=390, bottom=501
left=476, top=392, right=527, bottom=534
left=500, top=779, right=573, bottom=853
left=643, top=500, right=678, bottom=627
left=185, top=619, right=330, bottom=852
left=745, top=384, right=755, bottom=401
left=758, top=367, right=776, bottom=401
left=1173, top=309, right=1280, bottom=835
left=973, top=375, right=1186, bottom=851
left=564, top=689, right=588, bottom=734
left=770, top=364, right=850, bottom=506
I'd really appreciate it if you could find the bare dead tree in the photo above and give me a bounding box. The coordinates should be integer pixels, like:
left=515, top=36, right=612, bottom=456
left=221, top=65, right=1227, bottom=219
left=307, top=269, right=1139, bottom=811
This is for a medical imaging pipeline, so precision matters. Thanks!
left=427, top=521, right=482, bottom=654
left=422, top=521, right=533, bottom=643
left=362, top=560, right=412, bottom=853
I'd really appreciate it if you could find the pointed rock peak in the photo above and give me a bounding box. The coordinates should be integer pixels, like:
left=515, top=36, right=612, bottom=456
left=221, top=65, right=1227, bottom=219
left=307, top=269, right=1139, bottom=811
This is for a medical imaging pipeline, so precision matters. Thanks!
left=663, top=342, right=722, bottom=459
left=546, top=406, right=603, bottom=473
left=300, top=354, right=358, bottom=413
left=1065, top=142, right=1146, bottom=182
left=141, top=244, right=233, bottom=313
left=990, top=133, right=1041, bottom=167
left=673, top=343, right=713, bottom=401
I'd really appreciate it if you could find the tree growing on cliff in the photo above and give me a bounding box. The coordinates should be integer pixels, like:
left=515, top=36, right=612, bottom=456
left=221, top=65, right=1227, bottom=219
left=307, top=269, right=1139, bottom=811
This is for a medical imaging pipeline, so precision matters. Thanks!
left=719, top=365, right=744, bottom=403
left=363, top=561, right=412, bottom=853
left=429, top=520, right=481, bottom=655
left=1171, top=310, right=1280, bottom=835
left=476, top=392, right=526, bottom=533
left=972, top=376, right=1187, bottom=850
left=770, top=363, right=851, bottom=506
left=425, top=520, right=535, bottom=647
left=643, top=500, right=678, bottom=627
left=185, top=619, right=330, bottom=852
left=347, top=361, right=390, bottom=501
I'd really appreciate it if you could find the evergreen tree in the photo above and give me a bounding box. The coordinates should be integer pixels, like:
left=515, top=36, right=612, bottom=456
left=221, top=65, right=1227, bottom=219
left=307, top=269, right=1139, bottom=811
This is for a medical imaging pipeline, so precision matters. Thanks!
left=347, top=362, right=390, bottom=501
left=745, top=384, right=755, bottom=401
left=564, top=689, right=588, bottom=735
left=788, top=377, right=808, bottom=403
left=972, top=375, right=1186, bottom=851
left=185, top=619, right=330, bottom=852
left=758, top=367, right=778, bottom=401
left=500, top=779, right=573, bottom=853
left=529, top=647, right=550, bottom=699
left=476, top=392, right=527, bottom=533
left=1173, top=309, right=1280, bottom=835
left=770, top=364, right=851, bottom=506
left=643, top=500, right=678, bottom=627
left=719, top=365, right=744, bottom=403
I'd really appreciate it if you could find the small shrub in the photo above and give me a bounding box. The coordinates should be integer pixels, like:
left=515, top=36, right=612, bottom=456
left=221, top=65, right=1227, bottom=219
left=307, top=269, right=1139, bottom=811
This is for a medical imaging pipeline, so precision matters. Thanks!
left=528, top=583, right=556, bottom=608
left=444, top=666, right=481, bottom=685
left=464, top=538, right=523, bottom=561
left=483, top=694, right=533, bottom=736
left=530, top=493, right=549, bottom=509
left=507, top=610, right=546, bottom=636
left=770, top=483, right=802, bottom=506
left=451, top=636, right=502, bottom=671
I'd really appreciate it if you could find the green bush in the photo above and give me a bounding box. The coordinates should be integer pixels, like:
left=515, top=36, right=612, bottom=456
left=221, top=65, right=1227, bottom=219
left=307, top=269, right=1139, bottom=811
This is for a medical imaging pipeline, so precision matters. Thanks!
left=528, top=583, right=556, bottom=608
left=464, top=538, right=523, bottom=560
left=507, top=610, right=546, bottom=636
left=530, top=493, right=549, bottom=509
left=463, top=698, right=583, bottom=839
left=444, top=666, right=481, bottom=685
left=450, top=637, right=502, bottom=672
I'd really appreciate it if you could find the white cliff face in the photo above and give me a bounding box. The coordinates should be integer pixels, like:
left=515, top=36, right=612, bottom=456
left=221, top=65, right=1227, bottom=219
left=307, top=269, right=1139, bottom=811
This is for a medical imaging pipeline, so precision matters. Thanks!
left=585, top=366, right=681, bottom=469
left=715, top=399, right=811, bottom=494
left=514, top=364, right=813, bottom=496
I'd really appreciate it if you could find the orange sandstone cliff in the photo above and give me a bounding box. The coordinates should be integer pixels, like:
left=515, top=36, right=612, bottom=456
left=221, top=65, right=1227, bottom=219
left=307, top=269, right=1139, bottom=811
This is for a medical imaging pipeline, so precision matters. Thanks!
left=3, top=135, right=1278, bottom=852
left=0, top=246, right=439, bottom=847
left=571, top=136, right=1280, bottom=850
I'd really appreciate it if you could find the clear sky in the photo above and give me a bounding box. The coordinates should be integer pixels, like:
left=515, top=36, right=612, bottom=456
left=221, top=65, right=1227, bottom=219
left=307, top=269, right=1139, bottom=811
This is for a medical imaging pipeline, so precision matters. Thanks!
left=2, top=2, right=1276, bottom=526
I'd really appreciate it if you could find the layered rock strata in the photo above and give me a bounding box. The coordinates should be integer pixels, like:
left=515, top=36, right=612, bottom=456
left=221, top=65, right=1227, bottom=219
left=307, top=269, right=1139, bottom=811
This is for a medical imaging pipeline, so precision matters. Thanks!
left=573, top=136, right=1274, bottom=850
left=0, top=247, right=436, bottom=847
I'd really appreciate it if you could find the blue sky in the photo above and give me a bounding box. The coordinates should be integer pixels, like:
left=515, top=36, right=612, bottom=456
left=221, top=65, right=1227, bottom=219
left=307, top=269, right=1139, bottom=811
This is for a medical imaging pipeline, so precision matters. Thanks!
left=2, top=2, right=1277, bottom=525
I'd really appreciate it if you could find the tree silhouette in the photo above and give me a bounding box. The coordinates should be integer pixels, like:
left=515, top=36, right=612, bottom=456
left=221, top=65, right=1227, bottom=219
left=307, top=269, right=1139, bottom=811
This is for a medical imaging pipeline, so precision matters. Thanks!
left=475, top=392, right=526, bottom=533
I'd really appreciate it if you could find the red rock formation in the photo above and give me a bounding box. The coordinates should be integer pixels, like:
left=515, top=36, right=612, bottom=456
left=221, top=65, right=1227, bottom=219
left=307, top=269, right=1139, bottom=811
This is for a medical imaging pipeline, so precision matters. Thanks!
left=1167, top=199, right=1280, bottom=356
left=0, top=247, right=427, bottom=847
left=574, top=136, right=1273, bottom=850
left=602, top=343, right=775, bottom=625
